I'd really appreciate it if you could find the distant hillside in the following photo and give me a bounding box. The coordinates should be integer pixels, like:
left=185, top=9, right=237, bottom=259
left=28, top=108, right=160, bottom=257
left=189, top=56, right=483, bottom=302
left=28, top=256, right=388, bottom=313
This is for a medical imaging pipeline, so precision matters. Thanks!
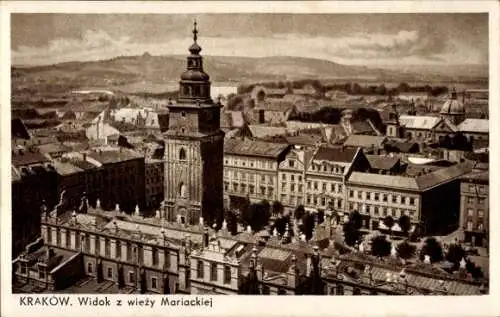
left=11, top=54, right=486, bottom=96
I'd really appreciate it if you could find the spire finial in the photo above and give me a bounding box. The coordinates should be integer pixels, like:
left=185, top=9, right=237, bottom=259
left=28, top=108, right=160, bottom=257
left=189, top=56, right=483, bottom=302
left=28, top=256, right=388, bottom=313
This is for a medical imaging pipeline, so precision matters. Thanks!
left=193, top=20, right=198, bottom=43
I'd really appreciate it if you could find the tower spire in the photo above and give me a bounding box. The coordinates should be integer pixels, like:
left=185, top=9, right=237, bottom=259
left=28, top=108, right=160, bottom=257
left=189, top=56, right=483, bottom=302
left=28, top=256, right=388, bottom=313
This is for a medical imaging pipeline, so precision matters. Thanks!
left=193, top=20, right=198, bottom=43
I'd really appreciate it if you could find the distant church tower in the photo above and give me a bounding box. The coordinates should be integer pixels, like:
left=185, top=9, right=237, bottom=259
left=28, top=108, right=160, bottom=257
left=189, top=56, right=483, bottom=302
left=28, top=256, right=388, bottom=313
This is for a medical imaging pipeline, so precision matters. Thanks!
left=440, top=88, right=466, bottom=126
left=162, top=21, right=224, bottom=226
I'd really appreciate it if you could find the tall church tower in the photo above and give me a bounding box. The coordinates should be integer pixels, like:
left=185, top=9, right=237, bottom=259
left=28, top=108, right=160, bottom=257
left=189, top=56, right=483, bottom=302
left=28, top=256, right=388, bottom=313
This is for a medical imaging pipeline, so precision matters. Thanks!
left=162, top=21, right=224, bottom=226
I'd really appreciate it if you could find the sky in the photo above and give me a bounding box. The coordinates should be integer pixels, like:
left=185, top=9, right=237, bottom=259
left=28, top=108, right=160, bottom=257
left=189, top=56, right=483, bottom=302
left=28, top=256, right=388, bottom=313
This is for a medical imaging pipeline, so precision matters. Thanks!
left=11, top=13, right=488, bottom=67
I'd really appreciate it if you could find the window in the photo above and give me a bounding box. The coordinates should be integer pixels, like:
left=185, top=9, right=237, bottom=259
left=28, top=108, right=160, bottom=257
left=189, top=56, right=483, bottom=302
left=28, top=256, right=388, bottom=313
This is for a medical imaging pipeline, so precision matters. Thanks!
left=181, top=111, right=186, bottom=118
left=290, top=184, right=295, bottom=192
left=478, top=198, right=486, bottom=205
left=210, top=263, right=218, bottom=281
left=151, top=277, right=157, bottom=289
left=224, top=182, right=229, bottom=191
left=478, top=210, right=485, bottom=218
left=337, top=200, right=342, bottom=208
left=88, top=262, right=93, bottom=273
left=374, top=207, right=379, bottom=215
left=56, top=229, right=61, bottom=246
left=164, top=251, right=170, bottom=269
left=392, top=195, right=397, bottom=204
left=241, top=184, right=246, bottom=193
left=249, top=185, right=255, bottom=194
left=468, top=197, right=475, bottom=204
left=314, top=182, right=318, bottom=190
left=307, top=181, right=311, bottom=189
left=409, top=198, right=415, bottom=205
left=107, top=267, right=113, bottom=278
left=95, top=237, right=101, bottom=255
left=298, top=184, right=303, bottom=193
left=39, top=269, right=46, bottom=279
left=20, top=264, right=27, bottom=274
left=126, top=243, right=132, bottom=261
left=116, top=241, right=121, bottom=259
left=382, top=194, right=387, bottom=202
left=467, top=209, right=474, bottom=217
left=137, top=246, right=144, bottom=264
left=224, top=265, right=231, bottom=284
left=65, top=230, right=70, bottom=248
left=281, top=182, right=286, bottom=190
left=105, top=238, right=110, bottom=257
left=260, top=186, right=266, bottom=195
left=349, top=190, right=354, bottom=197
left=374, top=193, right=379, bottom=201
left=478, top=223, right=484, bottom=231
left=152, top=248, right=159, bottom=266
left=47, top=227, right=52, bottom=244
left=129, top=272, right=135, bottom=283
left=323, top=183, right=327, bottom=191
left=321, top=197, right=326, bottom=206
left=289, top=160, right=295, bottom=168
left=179, top=148, right=186, bottom=161
left=197, top=260, right=204, bottom=278
left=357, top=191, right=362, bottom=199
left=282, top=174, right=286, bottom=181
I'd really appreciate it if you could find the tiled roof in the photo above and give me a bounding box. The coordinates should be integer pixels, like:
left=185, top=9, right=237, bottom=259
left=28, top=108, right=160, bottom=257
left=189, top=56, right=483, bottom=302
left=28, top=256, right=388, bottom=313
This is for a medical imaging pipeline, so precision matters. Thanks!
left=12, top=151, right=50, bottom=167
left=348, top=172, right=419, bottom=190
left=343, top=135, right=387, bottom=148
left=349, top=162, right=473, bottom=191
left=88, top=148, right=143, bottom=164
left=53, top=161, right=83, bottom=176
left=248, top=125, right=287, bottom=138
left=37, top=143, right=71, bottom=155
left=312, top=146, right=358, bottom=163
left=350, top=120, right=377, bottom=134
left=224, top=139, right=290, bottom=158
left=366, top=155, right=400, bottom=170
left=399, top=115, right=441, bottom=130
left=457, top=119, right=489, bottom=134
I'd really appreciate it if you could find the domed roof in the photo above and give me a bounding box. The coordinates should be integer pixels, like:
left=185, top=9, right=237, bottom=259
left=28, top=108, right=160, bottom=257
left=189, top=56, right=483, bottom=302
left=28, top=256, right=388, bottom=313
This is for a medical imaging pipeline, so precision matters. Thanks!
left=180, top=69, right=210, bottom=81
left=189, top=42, right=202, bottom=55
left=440, top=92, right=465, bottom=115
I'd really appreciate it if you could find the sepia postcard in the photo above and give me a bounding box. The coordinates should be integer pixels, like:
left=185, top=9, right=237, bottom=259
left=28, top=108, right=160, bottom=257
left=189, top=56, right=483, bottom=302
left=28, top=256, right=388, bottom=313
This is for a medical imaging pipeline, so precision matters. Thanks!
left=1, top=1, right=499, bottom=317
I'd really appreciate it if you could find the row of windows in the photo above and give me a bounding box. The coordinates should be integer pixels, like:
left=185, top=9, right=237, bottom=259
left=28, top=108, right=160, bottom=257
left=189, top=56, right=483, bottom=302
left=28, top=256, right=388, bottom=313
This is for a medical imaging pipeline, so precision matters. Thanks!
left=307, top=181, right=343, bottom=193
left=196, top=260, right=231, bottom=284
left=224, top=182, right=274, bottom=198
left=467, top=184, right=487, bottom=194
left=281, top=173, right=302, bottom=182
left=305, top=195, right=343, bottom=209
left=224, top=158, right=277, bottom=170
left=224, top=170, right=275, bottom=184
left=467, top=209, right=486, bottom=218
left=466, top=220, right=485, bottom=231
left=467, top=197, right=487, bottom=205
left=310, top=163, right=345, bottom=175
left=349, top=190, right=416, bottom=206
left=281, top=182, right=303, bottom=193
left=280, top=194, right=303, bottom=206
left=86, top=263, right=164, bottom=290
left=348, top=203, right=415, bottom=218
left=46, top=227, right=171, bottom=268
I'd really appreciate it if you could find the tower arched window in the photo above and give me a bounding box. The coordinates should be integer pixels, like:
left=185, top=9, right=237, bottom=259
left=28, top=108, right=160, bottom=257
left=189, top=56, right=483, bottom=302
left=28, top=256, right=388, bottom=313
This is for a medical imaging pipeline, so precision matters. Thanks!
left=179, top=148, right=186, bottom=161
left=179, top=182, right=187, bottom=198
left=183, top=86, right=189, bottom=96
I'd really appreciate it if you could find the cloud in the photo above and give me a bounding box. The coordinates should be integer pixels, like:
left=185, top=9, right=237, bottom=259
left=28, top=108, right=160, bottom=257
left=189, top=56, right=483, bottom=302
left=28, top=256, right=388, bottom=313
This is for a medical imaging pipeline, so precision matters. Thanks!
left=11, top=28, right=481, bottom=66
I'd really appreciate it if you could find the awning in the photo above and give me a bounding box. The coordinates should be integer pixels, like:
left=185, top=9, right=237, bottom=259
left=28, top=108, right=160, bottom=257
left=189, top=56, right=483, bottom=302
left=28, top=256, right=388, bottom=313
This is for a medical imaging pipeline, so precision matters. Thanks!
left=378, top=220, right=388, bottom=230
left=391, top=223, right=402, bottom=232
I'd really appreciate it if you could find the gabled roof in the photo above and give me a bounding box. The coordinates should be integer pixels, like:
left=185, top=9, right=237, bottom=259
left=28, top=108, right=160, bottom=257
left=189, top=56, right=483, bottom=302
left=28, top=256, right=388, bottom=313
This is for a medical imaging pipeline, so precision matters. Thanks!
left=312, top=146, right=358, bottom=163
left=457, top=118, right=489, bottom=134
left=343, top=135, right=387, bottom=149
left=224, top=139, right=290, bottom=159
left=399, top=115, right=441, bottom=130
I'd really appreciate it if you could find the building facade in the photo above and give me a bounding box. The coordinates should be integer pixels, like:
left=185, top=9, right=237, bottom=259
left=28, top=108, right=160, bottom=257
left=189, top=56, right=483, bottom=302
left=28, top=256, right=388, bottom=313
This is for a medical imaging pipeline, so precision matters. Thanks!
left=145, top=159, right=164, bottom=210
left=223, top=139, right=291, bottom=208
left=460, top=171, right=489, bottom=247
left=162, top=22, right=224, bottom=227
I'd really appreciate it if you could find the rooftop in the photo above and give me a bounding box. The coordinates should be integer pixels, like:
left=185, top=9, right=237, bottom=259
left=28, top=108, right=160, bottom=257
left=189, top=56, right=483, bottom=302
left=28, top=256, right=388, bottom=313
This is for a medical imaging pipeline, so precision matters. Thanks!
left=343, top=135, right=387, bottom=149
left=457, top=118, right=489, bottom=134
left=88, top=148, right=143, bottom=165
left=399, top=115, right=441, bottom=130
left=312, top=146, right=358, bottom=163
left=224, top=138, right=290, bottom=159
left=366, top=154, right=400, bottom=170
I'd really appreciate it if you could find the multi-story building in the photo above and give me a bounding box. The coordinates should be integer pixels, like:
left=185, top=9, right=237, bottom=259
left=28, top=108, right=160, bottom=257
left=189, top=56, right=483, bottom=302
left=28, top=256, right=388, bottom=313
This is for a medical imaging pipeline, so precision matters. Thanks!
left=12, top=148, right=58, bottom=257
left=277, top=146, right=313, bottom=213
left=459, top=170, right=489, bottom=247
left=346, top=162, right=473, bottom=235
left=304, top=146, right=369, bottom=217
left=162, top=22, right=225, bottom=227
left=145, top=159, right=164, bottom=210
left=223, top=138, right=291, bottom=208
left=13, top=203, right=204, bottom=294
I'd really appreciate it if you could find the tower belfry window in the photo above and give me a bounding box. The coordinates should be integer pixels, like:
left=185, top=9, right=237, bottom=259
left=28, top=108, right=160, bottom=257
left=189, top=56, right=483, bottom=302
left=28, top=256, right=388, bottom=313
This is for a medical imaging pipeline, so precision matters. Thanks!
left=179, top=148, right=186, bottom=160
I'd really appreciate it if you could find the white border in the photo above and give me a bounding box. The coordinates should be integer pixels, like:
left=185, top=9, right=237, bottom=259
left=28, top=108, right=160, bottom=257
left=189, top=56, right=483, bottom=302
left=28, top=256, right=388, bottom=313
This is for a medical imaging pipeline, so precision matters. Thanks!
left=1, top=2, right=499, bottom=317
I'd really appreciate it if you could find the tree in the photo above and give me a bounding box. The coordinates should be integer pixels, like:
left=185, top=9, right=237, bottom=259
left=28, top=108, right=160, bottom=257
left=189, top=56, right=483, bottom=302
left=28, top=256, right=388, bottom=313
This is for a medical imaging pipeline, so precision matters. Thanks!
left=398, top=215, right=412, bottom=238
left=343, top=221, right=361, bottom=247
left=294, top=205, right=305, bottom=220
left=349, top=210, right=363, bottom=231
left=396, top=241, right=416, bottom=260
left=383, top=216, right=395, bottom=236
left=371, top=235, right=392, bottom=257
left=420, top=237, right=444, bottom=263
left=445, top=244, right=466, bottom=268
left=272, top=201, right=284, bottom=217
left=466, top=260, right=484, bottom=279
